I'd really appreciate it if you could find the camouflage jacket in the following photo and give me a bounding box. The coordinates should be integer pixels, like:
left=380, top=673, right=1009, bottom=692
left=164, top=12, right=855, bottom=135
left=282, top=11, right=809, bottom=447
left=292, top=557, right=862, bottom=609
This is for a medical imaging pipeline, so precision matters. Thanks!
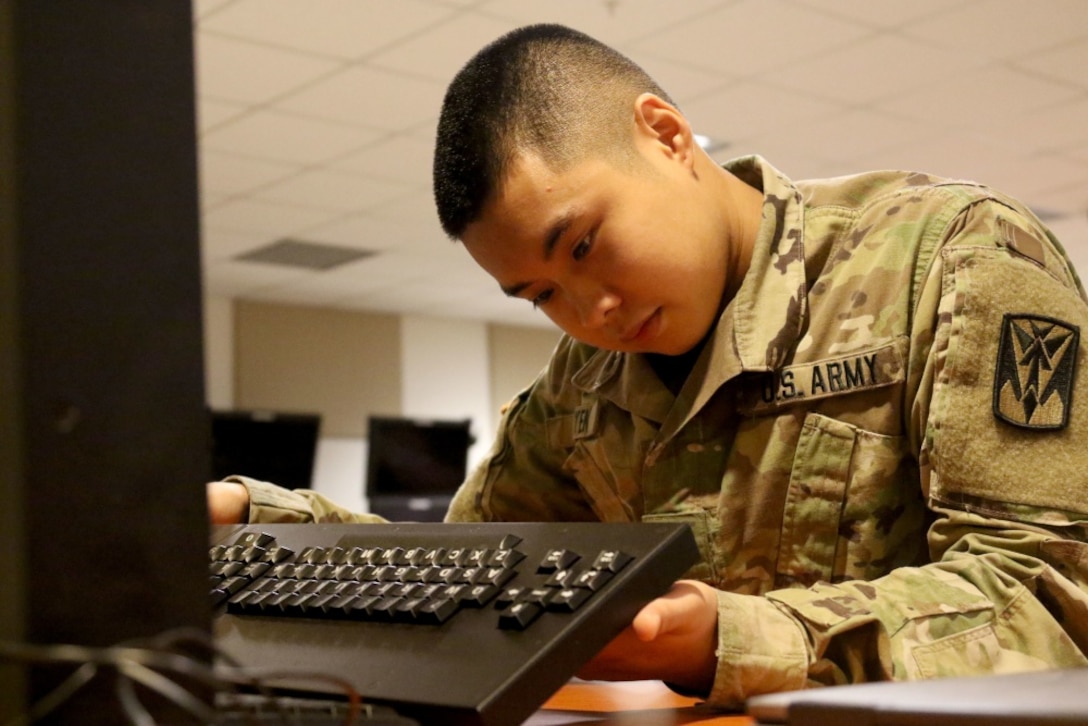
left=243, top=156, right=1088, bottom=707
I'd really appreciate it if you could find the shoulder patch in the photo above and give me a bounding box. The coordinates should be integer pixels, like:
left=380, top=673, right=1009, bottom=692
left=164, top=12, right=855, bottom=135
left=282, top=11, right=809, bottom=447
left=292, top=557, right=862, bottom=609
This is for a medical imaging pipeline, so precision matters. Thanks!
left=993, top=314, right=1078, bottom=430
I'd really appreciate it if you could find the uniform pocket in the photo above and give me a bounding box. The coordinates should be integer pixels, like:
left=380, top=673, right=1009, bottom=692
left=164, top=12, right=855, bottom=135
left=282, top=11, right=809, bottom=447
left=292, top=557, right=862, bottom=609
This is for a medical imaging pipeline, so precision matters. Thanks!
left=776, top=413, right=922, bottom=587
left=776, top=414, right=854, bottom=587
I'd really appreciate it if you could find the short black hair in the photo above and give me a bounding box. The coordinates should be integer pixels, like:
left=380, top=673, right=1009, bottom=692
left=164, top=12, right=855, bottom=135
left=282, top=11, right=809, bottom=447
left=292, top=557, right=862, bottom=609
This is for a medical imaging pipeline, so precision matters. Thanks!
left=432, top=24, right=672, bottom=239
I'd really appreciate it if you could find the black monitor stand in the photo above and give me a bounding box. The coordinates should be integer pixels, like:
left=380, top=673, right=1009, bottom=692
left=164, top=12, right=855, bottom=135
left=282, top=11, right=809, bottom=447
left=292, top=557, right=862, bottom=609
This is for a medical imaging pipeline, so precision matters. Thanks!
left=1, top=2, right=211, bottom=721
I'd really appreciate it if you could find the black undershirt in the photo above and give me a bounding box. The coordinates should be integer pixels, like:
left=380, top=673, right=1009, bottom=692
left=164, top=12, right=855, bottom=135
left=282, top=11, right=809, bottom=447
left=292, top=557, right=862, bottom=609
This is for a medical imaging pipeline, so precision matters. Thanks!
left=644, top=337, right=709, bottom=396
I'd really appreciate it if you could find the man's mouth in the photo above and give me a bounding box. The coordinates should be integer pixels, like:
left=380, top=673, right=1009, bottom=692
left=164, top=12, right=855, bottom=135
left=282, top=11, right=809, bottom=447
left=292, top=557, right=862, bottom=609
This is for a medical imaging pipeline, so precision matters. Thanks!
left=620, top=309, right=660, bottom=344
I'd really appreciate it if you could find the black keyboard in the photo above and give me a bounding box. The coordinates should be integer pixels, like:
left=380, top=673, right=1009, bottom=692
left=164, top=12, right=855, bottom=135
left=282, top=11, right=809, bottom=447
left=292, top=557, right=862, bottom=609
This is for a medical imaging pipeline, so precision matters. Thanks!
left=209, top=521, right=699, bottom=726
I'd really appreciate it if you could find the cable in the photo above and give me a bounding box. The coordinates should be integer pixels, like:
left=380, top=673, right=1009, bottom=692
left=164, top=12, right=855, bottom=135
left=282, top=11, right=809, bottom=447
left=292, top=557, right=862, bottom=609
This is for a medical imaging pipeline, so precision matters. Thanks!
left=2, top=661, right=97, bottom=726
left=0, top=638, right=220, bottom=725
left=0, top=631, right=369, bottom=725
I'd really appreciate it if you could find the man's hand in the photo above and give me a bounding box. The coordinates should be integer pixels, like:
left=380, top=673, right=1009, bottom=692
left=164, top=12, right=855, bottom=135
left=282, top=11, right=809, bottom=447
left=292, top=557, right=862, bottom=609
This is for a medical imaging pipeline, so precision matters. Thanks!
left=206, top=480, right=250, bottom=524
left=577, top=579, right=718, bottom=694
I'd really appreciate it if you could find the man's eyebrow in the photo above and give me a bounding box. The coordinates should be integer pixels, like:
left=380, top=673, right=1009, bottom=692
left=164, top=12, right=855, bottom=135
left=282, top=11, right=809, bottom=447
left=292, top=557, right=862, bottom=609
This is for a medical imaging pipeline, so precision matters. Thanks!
left=542, top=212, right=573, bottom=261
left=500, top=212, right=574, bottom=298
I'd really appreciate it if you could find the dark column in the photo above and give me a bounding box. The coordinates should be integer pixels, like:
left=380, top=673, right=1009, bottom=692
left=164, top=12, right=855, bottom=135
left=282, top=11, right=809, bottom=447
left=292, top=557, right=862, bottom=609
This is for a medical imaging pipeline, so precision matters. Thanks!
left=1, top=1, right=212, bottom=720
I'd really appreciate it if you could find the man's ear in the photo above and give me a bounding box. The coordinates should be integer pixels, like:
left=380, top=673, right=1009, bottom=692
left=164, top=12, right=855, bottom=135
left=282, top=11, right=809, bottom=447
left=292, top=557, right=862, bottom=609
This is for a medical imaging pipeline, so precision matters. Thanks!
left=632, top=93, right=696, bottom=168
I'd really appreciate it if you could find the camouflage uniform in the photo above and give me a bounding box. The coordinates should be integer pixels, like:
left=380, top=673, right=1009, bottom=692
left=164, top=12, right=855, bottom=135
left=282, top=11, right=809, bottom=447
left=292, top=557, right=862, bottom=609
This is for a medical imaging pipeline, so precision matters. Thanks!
left=241, top=156, right=1088, bottom=708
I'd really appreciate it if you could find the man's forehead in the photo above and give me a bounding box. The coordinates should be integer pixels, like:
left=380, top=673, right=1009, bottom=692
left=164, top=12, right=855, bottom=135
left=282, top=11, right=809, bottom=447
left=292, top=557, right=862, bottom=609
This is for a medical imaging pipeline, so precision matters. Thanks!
left=471, top=153, right=569, bottom=238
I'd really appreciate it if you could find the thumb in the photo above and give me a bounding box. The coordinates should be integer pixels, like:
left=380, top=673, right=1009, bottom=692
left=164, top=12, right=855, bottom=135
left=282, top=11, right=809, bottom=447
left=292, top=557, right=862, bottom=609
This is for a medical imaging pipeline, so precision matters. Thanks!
left=630, top=580, right=712, bottom=642
left=630, top=604, right=664, bottom=641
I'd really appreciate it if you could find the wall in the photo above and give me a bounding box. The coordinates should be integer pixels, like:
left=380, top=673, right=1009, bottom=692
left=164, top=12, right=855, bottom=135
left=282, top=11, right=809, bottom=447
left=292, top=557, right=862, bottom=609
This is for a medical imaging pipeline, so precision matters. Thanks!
left=233, top=300, right=402, bottom=437
left=204, top=296, right=561, bottom=514
left=488, top=323, right=562, bottom=414
left=203, top=295, right=234, bottom=410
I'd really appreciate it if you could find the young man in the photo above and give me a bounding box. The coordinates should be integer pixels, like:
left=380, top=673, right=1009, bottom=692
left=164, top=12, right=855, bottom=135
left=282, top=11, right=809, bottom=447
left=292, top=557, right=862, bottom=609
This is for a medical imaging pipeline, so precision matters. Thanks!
left=209, top=24, right=1088, bottom=707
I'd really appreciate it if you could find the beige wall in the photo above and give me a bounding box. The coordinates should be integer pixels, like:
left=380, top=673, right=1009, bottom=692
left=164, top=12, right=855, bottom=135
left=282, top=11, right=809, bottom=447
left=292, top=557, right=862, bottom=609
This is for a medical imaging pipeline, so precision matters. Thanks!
left=488, top=323, right=562, bottom=410
left=229, top=300, right=561, bottom=443
left=233, top=301, right=401, bottom=438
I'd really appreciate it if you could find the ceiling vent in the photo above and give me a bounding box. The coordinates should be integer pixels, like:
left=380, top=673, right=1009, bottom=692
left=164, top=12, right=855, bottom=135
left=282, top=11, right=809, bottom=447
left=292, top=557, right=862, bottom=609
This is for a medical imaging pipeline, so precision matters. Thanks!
left=234, top=238, right=376, bottom=271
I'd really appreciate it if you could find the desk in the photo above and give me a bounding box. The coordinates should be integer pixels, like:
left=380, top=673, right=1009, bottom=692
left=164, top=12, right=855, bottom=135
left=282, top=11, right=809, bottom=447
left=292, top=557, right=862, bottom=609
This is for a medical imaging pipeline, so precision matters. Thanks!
left=527, top=680, right=753, bottom=725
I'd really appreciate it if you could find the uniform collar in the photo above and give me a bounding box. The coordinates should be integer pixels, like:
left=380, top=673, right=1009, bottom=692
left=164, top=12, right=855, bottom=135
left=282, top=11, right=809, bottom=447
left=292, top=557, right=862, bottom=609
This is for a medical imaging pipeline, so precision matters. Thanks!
left=728, top=155, right=809, bottom=372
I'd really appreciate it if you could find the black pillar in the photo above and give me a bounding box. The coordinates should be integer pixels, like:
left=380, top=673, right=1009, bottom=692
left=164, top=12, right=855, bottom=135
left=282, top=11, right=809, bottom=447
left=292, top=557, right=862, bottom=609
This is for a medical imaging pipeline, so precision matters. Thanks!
left=1, top=0, right=212, bottom=720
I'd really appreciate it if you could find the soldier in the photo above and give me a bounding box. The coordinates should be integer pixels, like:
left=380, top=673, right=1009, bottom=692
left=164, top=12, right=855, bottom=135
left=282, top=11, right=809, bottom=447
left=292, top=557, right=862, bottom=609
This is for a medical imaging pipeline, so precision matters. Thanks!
left=208, top=24, right=1088, bottom=707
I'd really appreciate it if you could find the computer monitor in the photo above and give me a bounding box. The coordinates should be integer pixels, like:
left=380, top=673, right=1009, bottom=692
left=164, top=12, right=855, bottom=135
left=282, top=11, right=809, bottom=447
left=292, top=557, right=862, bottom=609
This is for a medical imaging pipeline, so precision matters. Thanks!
left=211, top=410, right=322, bottom=490
left=365, top=416, right=472, bottom=521
left=1, top=3, right=210, bottom=721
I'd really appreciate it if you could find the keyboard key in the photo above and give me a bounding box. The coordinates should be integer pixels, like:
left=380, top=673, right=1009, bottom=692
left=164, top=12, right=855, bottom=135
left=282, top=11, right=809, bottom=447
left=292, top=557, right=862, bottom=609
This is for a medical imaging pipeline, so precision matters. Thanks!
left=544, top=568, right=578, bottom=588
left=572, top=569, right=613, bottom=591
left=496, top=587, right=524, bottom=608
left=237, top=531, right=275, bottom=549
left=538, top=549, right=580, bottom=573
left=460, top=585, right=499, bottom=608
left=592, top=550, right=633, bottom=573
left=523, top=587, right=556, bottom=606
left=498, top=601, right=543, bottom=630
left=417, top=597, right=459, bottom=624
left=547, top=587, right=591, bottom=613
left=487, top=548, right=526, bottom=568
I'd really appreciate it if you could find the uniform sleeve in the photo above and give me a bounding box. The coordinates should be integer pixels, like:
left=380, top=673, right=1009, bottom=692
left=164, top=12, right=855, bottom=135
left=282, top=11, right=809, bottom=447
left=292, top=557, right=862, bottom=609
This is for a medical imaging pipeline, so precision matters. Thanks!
left=229, top=476, right=387, bottom=524
left=704, top=198, right=1088, bottom=707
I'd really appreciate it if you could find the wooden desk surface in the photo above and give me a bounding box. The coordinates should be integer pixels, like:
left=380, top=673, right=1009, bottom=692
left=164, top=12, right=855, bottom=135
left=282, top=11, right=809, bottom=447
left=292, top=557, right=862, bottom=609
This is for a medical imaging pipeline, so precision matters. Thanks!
left=526, top=680, right=753, bottom=725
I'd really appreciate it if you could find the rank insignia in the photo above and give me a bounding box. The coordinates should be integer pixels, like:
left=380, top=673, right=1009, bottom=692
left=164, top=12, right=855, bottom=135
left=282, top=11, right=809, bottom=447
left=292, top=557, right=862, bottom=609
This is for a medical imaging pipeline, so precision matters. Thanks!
left=993, top=314, right=1078, bottom=430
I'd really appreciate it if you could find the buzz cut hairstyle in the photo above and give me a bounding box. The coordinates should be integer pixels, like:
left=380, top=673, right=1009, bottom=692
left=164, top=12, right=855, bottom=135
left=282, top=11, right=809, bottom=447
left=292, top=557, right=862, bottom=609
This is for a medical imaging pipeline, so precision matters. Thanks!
left=432, top=24, right=673, bottom=239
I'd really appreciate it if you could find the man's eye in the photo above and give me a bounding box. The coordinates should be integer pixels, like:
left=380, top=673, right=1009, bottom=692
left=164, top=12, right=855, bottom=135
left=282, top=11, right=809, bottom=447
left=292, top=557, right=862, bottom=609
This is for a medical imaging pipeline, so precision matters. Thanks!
left=531, top=289, right=553, bottom=308
left=572, top=236, right=592, bottom=261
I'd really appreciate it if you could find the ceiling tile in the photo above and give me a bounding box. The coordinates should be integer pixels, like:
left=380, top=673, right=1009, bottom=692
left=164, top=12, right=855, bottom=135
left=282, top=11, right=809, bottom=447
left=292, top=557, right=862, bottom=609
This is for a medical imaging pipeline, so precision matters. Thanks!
left=200, top=151, right=299, bottom=197
left=1044, top=215, right=1088, bottom=272
left=1014, top=38, right=1088, bottom=91
left=201, top=110, right=384, bottom=165
left=770, top=34, right=983, bottom=104
left=475, top=0, right=729, bottom=47
left=1071, top=141, right=1088, bottom=166
left=901, top=0, right=1088, bottom=61
left=331, top=134, right=435, bottom=186
left=679, top=82, right=843, bottom=146
left=203, top=258, right=313, bottom=298
left=783, top=110, right=944, bottom=164
left=197, top=0, right=456, bottom=59
left=1021, top=177, right=1088, bottom=217
left=252, top=168, right=415, bottom=212
left=197, top=98, right=248, bottom=132
left=630, top=0, right=871, bottom=76
left=787, top=0, right=964, bottom=28
left=368, top=13, right=517, bottom=81
left=195, top=34, right=339, bottom=105
left=359, top=191, right=448, bottom=247
left=306, top=212, right=439, bottom=252
left=634, top=54, right=737, bottom=106
left=193, top=0, right=232, bottom=19
left=980, top=98, right=1088, bottom=155
left=203, top=198, right=343, bottom=239
left=877, top=66, right=1081, bottom=127
left=273, top=65, right=446, bottom=132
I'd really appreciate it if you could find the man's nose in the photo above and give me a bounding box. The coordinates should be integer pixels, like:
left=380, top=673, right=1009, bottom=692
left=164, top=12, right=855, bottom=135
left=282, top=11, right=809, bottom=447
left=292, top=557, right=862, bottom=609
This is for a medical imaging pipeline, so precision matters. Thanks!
left=573, top=286, right=620, bottom=329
